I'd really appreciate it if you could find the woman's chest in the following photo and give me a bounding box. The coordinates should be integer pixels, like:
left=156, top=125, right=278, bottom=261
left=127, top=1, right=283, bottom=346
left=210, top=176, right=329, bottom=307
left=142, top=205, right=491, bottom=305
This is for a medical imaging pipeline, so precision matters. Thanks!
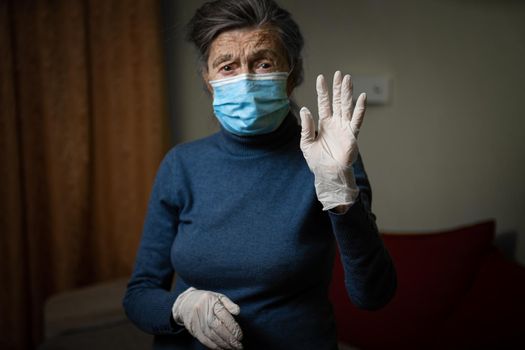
left=171, top=152, right=334, bottom=293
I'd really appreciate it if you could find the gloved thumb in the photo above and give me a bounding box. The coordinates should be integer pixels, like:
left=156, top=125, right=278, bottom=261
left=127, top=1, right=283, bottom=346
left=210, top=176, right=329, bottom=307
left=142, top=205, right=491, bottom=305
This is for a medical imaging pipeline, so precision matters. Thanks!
left=299, top=107, right=315, bottom=149
left=218, top=294, right=240, bottom=315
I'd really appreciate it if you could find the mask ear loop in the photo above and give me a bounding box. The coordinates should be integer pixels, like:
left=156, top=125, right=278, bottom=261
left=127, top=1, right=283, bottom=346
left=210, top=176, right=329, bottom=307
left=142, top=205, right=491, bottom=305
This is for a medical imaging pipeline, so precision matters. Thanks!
left=287, top=63, right=295, bottom=77
left=285, top=63, right=301, bottom=117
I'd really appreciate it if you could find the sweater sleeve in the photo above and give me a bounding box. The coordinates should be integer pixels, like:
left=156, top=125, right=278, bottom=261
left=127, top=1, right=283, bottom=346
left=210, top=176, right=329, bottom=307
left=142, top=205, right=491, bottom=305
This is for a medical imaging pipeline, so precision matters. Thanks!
left=328, top=153, right=397, bottom=310
left=122, top=149, right=184, bottom=335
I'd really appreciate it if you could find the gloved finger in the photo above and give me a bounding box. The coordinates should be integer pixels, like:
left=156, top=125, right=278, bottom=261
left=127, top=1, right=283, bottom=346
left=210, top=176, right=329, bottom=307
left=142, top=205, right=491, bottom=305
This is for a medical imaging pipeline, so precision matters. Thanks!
left=299, top=107, right=315, bottom=150
left=350, top=93, right=367, bottom=137
left=341, top=74, right=353, bottom=121
left=210, top=324, right=243, bottom=350
left=213, top=302, right=243, bottom=343
left=195, top=326, right=223, bottom=349
left=208, top=326, right=235, bottom=350
left=217, top=294, right=240, bottom=316
left=316, top=74, right=331, bottom=120
left=332, top=71, right=342, bottom=118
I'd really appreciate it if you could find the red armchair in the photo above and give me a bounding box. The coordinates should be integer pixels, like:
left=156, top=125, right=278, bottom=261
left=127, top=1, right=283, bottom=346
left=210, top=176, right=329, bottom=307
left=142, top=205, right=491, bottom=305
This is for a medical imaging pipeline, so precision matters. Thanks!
left=330, top=220, right=525, bottom=349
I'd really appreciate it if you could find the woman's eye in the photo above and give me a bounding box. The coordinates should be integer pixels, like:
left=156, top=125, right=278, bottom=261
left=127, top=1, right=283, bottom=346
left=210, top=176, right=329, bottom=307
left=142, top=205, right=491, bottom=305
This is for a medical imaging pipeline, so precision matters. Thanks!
left=222, top=65, right=233, bottom=72
left=259, top=62, right=272, bottom=69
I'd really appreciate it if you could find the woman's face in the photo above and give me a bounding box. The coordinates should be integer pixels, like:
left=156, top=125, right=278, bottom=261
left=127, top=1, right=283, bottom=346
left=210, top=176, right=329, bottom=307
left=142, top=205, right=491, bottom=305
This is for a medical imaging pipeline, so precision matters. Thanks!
left=204, top=26, right=292, bottom=94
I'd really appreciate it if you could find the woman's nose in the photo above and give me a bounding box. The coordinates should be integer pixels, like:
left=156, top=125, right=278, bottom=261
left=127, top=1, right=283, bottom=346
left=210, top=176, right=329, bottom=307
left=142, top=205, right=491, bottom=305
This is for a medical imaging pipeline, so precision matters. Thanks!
left=239, top=64, right=254, bottom=75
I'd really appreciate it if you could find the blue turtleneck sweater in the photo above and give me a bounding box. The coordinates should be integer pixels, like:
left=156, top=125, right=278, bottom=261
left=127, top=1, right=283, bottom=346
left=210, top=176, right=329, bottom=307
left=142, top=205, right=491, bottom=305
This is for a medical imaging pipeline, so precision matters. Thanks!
left=123, top=114, right=396, bottom=349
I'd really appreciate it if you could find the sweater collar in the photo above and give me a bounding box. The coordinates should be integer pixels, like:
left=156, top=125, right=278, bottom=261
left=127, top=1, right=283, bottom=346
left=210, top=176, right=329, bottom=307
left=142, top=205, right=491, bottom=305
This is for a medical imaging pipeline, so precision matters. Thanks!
left=217, top=112, right=301, bottom=156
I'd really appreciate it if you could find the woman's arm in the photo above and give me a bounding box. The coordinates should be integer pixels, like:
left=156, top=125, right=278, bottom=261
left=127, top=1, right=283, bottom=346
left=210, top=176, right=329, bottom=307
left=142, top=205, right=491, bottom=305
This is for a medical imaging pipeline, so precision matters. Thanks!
left=122, top=149, right=184, bottom=334
left=299, top=71, right=396, bottom=309
left=328, top=154, right=397, bottom=310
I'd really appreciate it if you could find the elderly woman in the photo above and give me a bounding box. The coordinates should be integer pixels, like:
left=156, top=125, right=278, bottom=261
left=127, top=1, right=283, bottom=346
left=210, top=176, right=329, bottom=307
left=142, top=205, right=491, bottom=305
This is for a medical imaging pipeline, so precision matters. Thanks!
left=123, top=0, right=396, bottom=349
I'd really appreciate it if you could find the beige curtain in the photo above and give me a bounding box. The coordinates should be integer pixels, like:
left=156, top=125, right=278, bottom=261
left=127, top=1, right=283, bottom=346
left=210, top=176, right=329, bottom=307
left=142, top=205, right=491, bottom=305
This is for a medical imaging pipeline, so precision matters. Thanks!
left=0, top=1, right=170, bottom=349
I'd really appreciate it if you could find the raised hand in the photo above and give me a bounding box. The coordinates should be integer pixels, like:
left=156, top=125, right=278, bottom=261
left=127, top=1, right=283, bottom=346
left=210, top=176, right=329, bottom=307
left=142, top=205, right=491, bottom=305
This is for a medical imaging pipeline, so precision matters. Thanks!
left=299, top=71, right=367, bottom=211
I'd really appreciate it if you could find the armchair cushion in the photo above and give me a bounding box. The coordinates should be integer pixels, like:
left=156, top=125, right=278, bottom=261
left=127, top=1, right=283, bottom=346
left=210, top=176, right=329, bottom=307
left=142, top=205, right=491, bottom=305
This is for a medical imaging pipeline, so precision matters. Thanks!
left=330, top=220, right=496, bottom=348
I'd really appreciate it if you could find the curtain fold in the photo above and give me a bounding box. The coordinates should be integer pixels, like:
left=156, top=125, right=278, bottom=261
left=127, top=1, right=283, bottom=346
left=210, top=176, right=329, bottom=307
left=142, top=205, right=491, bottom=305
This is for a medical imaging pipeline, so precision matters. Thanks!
left=0, top=1, right=169, bottom=349
left=0, top=2, right=31, bottom=349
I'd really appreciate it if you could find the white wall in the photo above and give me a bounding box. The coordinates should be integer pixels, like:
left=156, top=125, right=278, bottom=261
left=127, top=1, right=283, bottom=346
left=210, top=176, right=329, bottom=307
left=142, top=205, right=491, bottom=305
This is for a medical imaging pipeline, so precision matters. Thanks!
left=171, top=0, right=525, bottom=265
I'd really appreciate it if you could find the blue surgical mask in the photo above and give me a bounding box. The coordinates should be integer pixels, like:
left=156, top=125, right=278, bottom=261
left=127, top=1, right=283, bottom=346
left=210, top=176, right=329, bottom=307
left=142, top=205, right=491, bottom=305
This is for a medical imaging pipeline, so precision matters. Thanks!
left=209, top=72, right=290, bottom=136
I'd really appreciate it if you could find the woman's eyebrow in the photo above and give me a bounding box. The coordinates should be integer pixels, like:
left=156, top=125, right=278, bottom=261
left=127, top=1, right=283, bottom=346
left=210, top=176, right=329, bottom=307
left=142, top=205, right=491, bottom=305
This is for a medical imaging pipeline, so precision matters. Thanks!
left=212, top=54, right=233, bottom=69
left=211, top=49, right=281, bottom=69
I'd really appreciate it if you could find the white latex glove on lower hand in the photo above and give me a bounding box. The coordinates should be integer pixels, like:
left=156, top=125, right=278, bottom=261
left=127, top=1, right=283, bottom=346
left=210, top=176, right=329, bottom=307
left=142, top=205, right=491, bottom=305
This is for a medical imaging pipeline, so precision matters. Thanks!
left=172, top=287, right=243, bottom=350
left=299, top=71, right=367, bottom=211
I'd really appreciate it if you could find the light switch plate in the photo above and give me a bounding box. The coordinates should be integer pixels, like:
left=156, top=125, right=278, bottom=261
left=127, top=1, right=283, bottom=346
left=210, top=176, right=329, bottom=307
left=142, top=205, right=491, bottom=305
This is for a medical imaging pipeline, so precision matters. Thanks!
left=351, top=75, right=391, bottom=105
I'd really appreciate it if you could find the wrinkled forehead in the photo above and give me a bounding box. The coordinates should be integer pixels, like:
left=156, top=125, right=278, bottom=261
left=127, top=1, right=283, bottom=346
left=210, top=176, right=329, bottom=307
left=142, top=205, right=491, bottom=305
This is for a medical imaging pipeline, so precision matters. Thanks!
left=207, top=26, right=288, bottom=65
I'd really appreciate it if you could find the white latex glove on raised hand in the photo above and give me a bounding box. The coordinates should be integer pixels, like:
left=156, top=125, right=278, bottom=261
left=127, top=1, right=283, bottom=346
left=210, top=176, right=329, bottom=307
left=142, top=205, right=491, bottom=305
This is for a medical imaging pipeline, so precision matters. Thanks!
left=299, top=71, right=367, bottom=211
left=172, top=287, right=243, bottom=350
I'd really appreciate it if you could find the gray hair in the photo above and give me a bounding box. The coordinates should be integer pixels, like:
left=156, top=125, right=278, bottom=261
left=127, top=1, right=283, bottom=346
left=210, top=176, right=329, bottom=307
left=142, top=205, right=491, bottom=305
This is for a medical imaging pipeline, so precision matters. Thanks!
left=186, top=0, right=304, bottom=89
